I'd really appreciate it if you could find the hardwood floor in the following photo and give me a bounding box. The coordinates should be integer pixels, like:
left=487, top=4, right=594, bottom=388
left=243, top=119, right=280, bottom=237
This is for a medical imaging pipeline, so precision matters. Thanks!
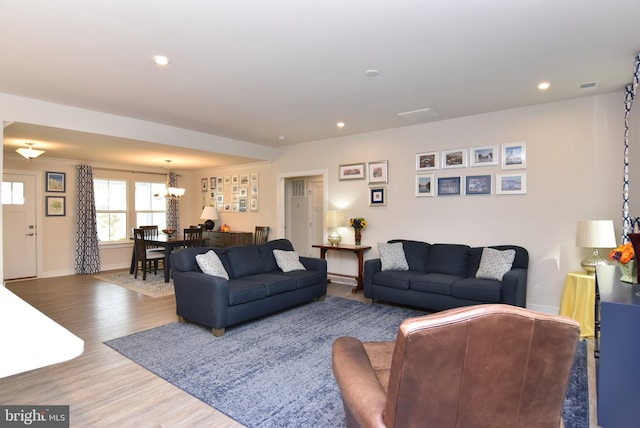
left=0, top=274, right=364, bottom=427
left=1, top=275, right=597, bottom=427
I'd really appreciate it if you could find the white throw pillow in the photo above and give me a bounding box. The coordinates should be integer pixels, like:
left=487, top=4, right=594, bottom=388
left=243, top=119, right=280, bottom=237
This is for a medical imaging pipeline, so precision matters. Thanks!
left=273, top=249, right=306, bottom=272
left=196, top=250, right=229, bottom=279
left=378, top=242, right=409, bottom=271
left=475, top=247, right=516, bottom=280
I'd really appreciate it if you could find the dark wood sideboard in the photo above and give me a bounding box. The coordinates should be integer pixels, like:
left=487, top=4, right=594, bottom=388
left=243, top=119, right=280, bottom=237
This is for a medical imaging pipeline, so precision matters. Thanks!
left=203, top=231, right=253, bottom=248
left=595, top=264, right=640, bottom=427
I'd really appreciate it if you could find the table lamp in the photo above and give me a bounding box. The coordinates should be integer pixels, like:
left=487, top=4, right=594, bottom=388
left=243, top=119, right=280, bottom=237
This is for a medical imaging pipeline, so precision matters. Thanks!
left=200, top=206, right=219, bottom=230
left=576, top=219, right=616, bottom=274
left=326, top=210, right=345, bottom=246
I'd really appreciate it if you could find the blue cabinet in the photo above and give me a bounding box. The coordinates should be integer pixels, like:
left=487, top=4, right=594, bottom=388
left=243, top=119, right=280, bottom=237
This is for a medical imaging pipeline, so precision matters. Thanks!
left=596, top=264, right=640, bottom=427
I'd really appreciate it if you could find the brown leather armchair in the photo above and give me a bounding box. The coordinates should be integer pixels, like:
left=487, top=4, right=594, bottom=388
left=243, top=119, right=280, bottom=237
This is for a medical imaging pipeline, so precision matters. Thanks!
left=332, top=304, right=580, bottom=428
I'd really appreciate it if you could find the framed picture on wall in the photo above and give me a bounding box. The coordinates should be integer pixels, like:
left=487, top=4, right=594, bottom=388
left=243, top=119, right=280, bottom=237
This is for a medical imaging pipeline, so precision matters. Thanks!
left=502, top=142, right=527, bottom=170
left=416, top=152, right=439, bottom=171
left=368, top=160, right=388, bottom=184
left=46, top=171, right=66, bottom=192
left=441, top=149, right=467, bottom=169
left=466, top=175, right=492, bottom=195
left=201, top=178, right=208, bottom=191
left=469, top=145, right=498, bottom=167
left=369, top=186, right=387, bottom=206
left=437, top=176, right=462, bottom=196
left=496, top=172, right=527, bottom=194
left=339, top=163, right=366, bottom=180
left=415, top=173, right=435, bottom=197
left=210, top=177, right=217, bottom=189
left=46, top=196, right=66, bottom=216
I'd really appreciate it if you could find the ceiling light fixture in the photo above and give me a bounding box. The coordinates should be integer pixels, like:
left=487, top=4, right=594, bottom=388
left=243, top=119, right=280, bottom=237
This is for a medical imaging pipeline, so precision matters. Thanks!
left=153, top=55, right=171, bottom=66
left=337, top=122, right=345, bottom=128
left=538, top=81, right=551, bottom=91
left=16, top=142, right=45, bottom=160
left=163, top=160, right=185, bottom=199
left=365, top=69, right=379, bottom=77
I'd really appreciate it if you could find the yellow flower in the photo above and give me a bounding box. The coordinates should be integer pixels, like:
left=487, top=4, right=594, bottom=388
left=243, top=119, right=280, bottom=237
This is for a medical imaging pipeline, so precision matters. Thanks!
left=350, top=217, right=367, bottom=229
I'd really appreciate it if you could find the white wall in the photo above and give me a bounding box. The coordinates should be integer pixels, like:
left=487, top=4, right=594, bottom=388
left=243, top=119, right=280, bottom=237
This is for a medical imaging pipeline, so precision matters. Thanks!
left=2, top=91, right=627, bottom=314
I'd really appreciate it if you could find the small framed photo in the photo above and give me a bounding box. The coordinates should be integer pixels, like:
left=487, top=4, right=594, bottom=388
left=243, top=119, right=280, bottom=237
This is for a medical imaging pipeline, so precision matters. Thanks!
left=239, top=187, right=248, bottom=197
left=415, top=173, right=435, bottom=197
left=368, top=160, right=388, bottom=184
left=441, top=149, right=467, bottom=169
left=239, top=174, right=250, bottom=185
left=250, top=197, right=259, bottom=212
left=232, top=185, right=239, bottom=194
left=46, top=196, right=66, bottom=216
left=466, top=175, right=492, bottom=195
left=201, top=178, right=208, bottom=191
left=416, top=152, right=439, bottom=171
left=437, top=176, right=462, bottom=196
left=46, top=171, right=66, bottom=192
left=250, top=172, right=259, bottom=183
left=239, top=198, right=247, bottom=212
left=251, top=185, right=259, bottom=195
left=232, top=175, right=239, bottom=184
left=469, top=145, right=498, bottom=167
left=210, top=177, right=217, bottom=189
left=216, top=194, right=224, bottom=203
left=224, top=176, right=231, bottom=184
left=502, top=142, right=526, bottom=170
left=339, top=163, right=366, bottom=180
left=369, top=186, right=387, bottom=206
left=496, top=172, right=527, bottom=194
left=217, top=177, right=223, bottom=185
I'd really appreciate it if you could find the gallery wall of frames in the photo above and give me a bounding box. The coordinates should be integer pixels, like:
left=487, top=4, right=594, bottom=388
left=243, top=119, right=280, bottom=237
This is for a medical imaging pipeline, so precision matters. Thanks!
left=200, top=172, right=260, bottom=213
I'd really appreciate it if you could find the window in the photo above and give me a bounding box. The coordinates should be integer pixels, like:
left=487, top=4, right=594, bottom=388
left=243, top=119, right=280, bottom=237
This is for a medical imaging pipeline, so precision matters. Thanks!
left=135, top=181, right=167, bottom=229
left=95, top=178, right=128, bottom=242
left=2, top=181, right=25, bottom=205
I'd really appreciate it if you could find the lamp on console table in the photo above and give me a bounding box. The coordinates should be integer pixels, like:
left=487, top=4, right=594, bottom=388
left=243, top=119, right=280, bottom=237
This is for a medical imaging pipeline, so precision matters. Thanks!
left=576, top=219, right=617, bottom=274
left=326, top=210, right=345, bottom=246
left=200, top=206, right=219, bottom=231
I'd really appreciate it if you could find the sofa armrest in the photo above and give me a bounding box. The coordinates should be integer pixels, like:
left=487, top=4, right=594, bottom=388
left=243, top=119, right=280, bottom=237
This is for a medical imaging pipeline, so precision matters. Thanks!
left=501, top=268, right=528, bottom=307
left=172, top=270, right=230, bottom=328
left=300, top=256, right=327, bottom=276
left=332, top=337, right=388, bottom=428
left=364, top=259, right=382, bottom=298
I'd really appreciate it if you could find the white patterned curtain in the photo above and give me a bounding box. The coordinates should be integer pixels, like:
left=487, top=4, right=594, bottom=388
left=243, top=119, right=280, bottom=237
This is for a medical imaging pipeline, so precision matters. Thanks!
left=167, top=171, right=179, bottom=230
left=75, top=164, right=101, bottom=273
left=622, top=53, right=640, bottom=243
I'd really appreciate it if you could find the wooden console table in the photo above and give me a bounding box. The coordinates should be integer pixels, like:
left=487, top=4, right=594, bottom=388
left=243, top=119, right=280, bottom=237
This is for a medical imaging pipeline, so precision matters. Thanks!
left=203, top=231, right=253, bottom=248
left=312, top=244, right=371, bottom=293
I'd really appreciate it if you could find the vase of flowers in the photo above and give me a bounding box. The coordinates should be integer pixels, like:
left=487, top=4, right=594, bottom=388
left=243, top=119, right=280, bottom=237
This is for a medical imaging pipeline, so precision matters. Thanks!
left=609, top=242, right=637, bottom=283
left=350, top=217, right=367, bottom=245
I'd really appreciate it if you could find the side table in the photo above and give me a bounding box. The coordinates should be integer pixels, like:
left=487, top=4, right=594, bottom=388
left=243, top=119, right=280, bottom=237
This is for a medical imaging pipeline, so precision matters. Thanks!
left=312, top=244, right=371, bottom=293
left=559, top=271, right=595, bottom=338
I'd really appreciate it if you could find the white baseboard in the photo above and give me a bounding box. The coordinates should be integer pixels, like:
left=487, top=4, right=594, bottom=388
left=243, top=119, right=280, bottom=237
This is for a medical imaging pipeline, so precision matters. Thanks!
left=526, top=303, right=560, bottom=315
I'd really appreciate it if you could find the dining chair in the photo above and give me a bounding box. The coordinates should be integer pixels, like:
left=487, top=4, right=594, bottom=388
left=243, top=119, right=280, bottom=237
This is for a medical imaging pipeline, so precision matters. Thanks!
left=254, top=226, right=270, bottom=244
left=133, top=228, right=165, bottom=280
left=183, top=228, right=204, bottom=248
left=140, top=225, right=165, bottom=253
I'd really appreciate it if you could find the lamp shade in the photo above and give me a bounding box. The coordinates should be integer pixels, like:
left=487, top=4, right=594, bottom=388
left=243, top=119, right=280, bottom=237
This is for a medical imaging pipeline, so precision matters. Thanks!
left=326, top=210, right=345, bottom=228
left=576, top=220, right=616, bottom=248
left=200, top=206, right=218, bottom=221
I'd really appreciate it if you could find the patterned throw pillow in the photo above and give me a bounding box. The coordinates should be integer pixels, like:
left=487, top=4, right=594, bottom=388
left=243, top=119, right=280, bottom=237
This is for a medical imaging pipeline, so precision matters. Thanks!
left=378, top=242, right=409, bottom=271
left=196, top=250, right=229, bottom=279
left=273, top=249, right=306, bottom=272
left=475, top=247, right=516, bottom=280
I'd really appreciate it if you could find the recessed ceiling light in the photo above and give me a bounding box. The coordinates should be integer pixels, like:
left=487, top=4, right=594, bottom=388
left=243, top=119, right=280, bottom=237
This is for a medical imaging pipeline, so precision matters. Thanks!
left=365, top=69, right=379, bottom=77
left=337, top=122, right=345, bottom=128
left=538, top=81, right=551, bottom=91
left=153, top=55, right=171, bottom=66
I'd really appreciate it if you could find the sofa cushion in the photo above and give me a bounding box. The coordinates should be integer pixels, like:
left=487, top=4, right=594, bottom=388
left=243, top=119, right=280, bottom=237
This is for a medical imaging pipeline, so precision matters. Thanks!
left=476, top=247, right=516, bottom=280
left=195, top=250, right=229, bottom=279
left=425, top=244, right=470, bottom=276
left=279, top=270, right=325, bottom=288
left=273, top=249, right=306, bottom=272
left=228, top=280, right=268, bottom=305
left=378, top=242, right=409, bottom=271
left=242, top=273, right=298, bottom=296
left=410, top=273, right=458, bottom=295
left=259, top=239, right=296, bottom=272
left=391, top=240, right=430, bottom=272
left=451, top=278, right=502, bottom=302
left=372, top=271, right=416, bottom=290
left=226, top=245, right=264, bottom=278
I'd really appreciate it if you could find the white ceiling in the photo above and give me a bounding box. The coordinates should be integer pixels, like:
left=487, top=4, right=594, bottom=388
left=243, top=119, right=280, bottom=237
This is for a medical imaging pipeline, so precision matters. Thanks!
left=1, top=0, right=639, bottom=169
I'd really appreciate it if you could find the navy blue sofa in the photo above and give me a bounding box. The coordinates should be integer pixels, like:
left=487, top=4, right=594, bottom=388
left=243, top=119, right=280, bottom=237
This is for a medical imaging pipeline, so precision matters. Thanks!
left=171, top=239, right=327, bottom=336
left=364, top=240, right=528, bottom=311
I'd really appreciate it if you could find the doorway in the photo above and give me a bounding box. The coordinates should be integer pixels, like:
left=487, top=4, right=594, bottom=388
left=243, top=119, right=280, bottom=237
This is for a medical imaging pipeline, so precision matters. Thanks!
left=3, top=172, right=38, bottom=280
left=283, top=174, right=324, bottom=257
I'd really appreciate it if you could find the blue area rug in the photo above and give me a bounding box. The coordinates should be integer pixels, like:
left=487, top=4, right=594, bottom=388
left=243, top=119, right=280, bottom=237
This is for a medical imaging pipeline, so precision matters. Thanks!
left=105, top=296, right=588, bottom=427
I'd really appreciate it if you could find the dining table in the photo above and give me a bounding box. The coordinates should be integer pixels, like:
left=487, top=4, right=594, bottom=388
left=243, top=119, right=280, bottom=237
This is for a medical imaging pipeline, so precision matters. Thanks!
left=129, top=234, right=203, bottom=283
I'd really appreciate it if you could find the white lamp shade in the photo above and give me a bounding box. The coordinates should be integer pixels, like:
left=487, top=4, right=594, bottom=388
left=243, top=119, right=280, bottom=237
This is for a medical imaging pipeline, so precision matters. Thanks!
left=576, top=220, right=617, bottom=248
left=326, top=210, right=345, bottom=228
left=200, top=206, right=218, bottom=221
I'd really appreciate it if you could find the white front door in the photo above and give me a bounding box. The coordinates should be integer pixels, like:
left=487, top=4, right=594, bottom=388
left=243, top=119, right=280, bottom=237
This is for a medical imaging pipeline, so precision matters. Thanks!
left=3, top=173, right=37, bottom=280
